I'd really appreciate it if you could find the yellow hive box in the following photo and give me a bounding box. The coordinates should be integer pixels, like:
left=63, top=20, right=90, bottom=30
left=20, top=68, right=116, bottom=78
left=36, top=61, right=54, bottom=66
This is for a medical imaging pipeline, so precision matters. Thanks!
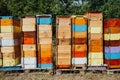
left=88, top=58, right=103, bottom=66
left=89, top=27, right=102, bottom=33
left=110, top=34, right=120, bottom=40
left=1, top=26, right=21, bottom=33
left=88, top=52, right=103, bottom=58
left=3, top=57, right=20, bottom=66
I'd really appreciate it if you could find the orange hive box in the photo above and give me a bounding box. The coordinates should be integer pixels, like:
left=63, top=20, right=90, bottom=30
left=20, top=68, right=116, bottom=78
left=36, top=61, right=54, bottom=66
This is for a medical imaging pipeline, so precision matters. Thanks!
left=72, top=44, right=87, bottom=52
left=72, top=17, right=87, bottom=25
left=72, top=51, right=86, bottom=58
left=1, top=19, right=13, bottom=26
left=89, top=39, right=103, bottom=46
left=38, top=57, right=52, bottom=64
left=89, top=46, right=103, bottom=52
left=38, top=44, right=52, bottom=57
left=72, top=38, right=86, bottom=44
left=109, top=27, right=120, bottom=33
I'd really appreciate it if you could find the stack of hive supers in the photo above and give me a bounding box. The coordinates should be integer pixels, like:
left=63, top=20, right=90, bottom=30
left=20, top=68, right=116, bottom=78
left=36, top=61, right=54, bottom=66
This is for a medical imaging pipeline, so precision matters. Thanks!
left=36, top=15, right=53, bottom=69
left=0, top=16, right=21, bottom=66
left=86, top=12, right=104, bottom=66
left=71, top=16, right=87, bottom=69
left=104, top=19, right=120, bottom=68
left=56, top=16, right=71, bottom=69
left=21, top=16, right=37, bottom=69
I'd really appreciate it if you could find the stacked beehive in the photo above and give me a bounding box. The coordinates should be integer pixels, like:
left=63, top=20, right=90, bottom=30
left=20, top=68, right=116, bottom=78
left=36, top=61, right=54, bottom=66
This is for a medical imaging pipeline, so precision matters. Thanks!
left=21, top=16, right=37, bottom=69
left=56, top=16, right=71, bottom=69
left=104, top=19, right=120, bottom=68
left=0, top=16, right=21, bottom=67
left=36, top=15, right=53, bottom=69
left=71, top=16, right=87, bottom=69
left=86, top=12, right=104, bottom=66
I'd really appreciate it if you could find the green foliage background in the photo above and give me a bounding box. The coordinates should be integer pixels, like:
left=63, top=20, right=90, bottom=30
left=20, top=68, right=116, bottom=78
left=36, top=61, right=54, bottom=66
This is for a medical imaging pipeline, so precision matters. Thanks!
left=0, top=0, right=120, bottom=19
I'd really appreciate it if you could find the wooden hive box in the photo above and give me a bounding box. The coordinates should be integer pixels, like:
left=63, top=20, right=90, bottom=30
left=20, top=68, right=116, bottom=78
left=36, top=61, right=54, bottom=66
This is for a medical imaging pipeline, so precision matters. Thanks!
left=38, top=25, right=52, bottom=38
left=89, top=33, right=102, bottom=40
left=56, top=26, right=71, bottom=39
left=56, top=45, right=71, bottom=68
left=22, top=24, right=36, bottom=31
left=1, top=46, right=20, bottom=66
left=88, top=20, right=102, bottom=27
left=57, top=38, right=71, bottom=45
left=56, top=16, right=71, bottom=26
left=22, top=44, right=36, bottom=58
left=21, top=16, right=36, bottom=25
left=38, top=38, right=52, bottom=44
left=84, top=12, right=103, bottom=21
